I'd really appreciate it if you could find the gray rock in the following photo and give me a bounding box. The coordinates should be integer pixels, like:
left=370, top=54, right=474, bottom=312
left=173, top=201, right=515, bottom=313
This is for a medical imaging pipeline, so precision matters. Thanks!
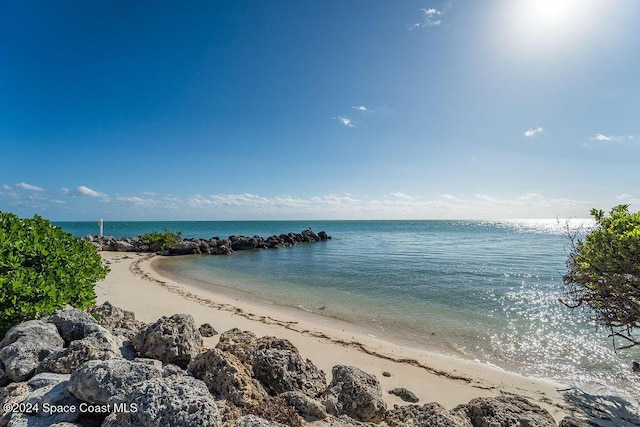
left=162, top=363, right=187, bottom=377
left=452, top=396, right=556, bottom=427
left=252, top=347, right=326, bottom=398
left=0, top=321, right=65, bottom=382
left=28, top=373, right=71, bottom=390
left=199, top=323, right=218, bottom=337
left=0, top=382, right=31, bottom=427
left=67, top=358, right=162, bottom=405
left=89, top=301, right=145, bottom=331
left=169, top=241, right=200, bottom=255
left=230, top=236, right=259, bottom=251
left=101, top=375, right=221, bottom=427
left=385, top=402, right=472, bottom=427
left=0, top=361, right=8, bottom=387
left=9, top=375, right=80, bottom=427
left=38, top=328, right=125, bottom=374
left=133, top=314, right=203, bottom=368
left=188, top=348, right=267, bottom=408
left=234, top=415, right=287, bottom=427
left=558, top=416, right=599, bottom=426
left=279, top=391, right=327, bottom=419
left=311, top=415, right=378, bottom=426
left=47, top=307, right=102, bottom=344
left=216, top=329, right=258, bottom=367
left=388, top=387, right=419, bottom=403
left=112, top=240, right=134, bottom=252
left=323, top=365, right=386, bottom=423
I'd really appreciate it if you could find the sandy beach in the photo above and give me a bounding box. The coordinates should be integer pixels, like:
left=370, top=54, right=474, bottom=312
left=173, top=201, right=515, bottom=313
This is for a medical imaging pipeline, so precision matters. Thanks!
left=95, top=251, right=580, bottom=423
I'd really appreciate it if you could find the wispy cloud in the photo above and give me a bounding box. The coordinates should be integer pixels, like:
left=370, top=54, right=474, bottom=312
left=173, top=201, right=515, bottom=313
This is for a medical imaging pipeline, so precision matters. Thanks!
left=3, top=184, right=13, bottom=190
left=73, top=185, right=108, bottom=198
left=524, top=127, right=544, bottom=137
left=113, top=196, right=160, bottom=207
left=409, top=8, right=442, bottom=30
left=592, top=133, right=612, bottom=141
left=15, top=182, right=44, bottom=191
left=616, top=193, right=640, bottom=204
left=352, top=105, right=368, bottom=112
left=183, top=191, right=588, bottom=220
left=590, top=133, right=635, bottom=142
left=334, top=116, right=354, bottom=128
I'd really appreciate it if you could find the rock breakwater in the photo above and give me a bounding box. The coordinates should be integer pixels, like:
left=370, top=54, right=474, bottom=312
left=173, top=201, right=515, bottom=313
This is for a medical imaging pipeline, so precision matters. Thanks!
left=0, top=303, right=583, bottom=426
left=85, top=229, right=331, bottom=256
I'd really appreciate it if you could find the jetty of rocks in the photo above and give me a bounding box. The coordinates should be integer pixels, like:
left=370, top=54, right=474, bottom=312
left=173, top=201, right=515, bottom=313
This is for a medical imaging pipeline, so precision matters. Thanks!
left=85, top=229, right=331, bottom=256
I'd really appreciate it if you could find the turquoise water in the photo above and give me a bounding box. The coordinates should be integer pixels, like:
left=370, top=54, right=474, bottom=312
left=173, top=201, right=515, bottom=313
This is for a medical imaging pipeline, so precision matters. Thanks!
left=57, top=219, right=640, bottom=400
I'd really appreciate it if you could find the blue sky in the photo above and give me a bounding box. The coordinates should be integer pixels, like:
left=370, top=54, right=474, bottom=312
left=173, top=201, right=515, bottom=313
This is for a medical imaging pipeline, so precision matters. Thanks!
left=1, top=0, right=639, bottom=220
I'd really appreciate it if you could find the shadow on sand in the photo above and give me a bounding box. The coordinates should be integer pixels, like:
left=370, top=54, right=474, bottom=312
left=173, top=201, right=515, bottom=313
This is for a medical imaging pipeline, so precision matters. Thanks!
left=561, top=388, right=640, bottom=427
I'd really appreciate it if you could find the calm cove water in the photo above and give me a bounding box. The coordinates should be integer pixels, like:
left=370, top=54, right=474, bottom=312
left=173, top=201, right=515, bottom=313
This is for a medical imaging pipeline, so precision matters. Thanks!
left=57, top=219, right=640, bottom=401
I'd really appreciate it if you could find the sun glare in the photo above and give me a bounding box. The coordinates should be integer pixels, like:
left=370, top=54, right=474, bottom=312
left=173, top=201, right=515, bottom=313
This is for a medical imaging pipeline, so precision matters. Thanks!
left=494, top=0, right=604, bottom=58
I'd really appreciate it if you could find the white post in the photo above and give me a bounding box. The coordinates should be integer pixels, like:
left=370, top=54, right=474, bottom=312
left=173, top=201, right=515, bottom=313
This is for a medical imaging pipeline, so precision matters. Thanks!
left=98, top=219, right=104, bottom=237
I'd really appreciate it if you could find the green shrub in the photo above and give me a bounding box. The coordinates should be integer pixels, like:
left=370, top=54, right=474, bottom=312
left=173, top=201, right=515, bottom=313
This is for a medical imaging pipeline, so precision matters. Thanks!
left=139, top=228, right=182, bottom=251
left=563, top=204, right=640, bottom=349
left=0, top=212, right=109, bottom=336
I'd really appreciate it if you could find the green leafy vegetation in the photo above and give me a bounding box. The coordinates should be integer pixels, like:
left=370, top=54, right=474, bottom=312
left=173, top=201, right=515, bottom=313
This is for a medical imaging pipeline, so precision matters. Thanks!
left=0, top=212, right=109, bottom=336
left=563, top=205, right=640, bottom=349
left=139, top=228, right=182, bottom=251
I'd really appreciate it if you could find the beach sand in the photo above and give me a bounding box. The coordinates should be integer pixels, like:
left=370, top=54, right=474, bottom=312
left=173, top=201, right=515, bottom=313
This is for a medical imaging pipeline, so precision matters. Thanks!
left=95, top=252, right=578, bottom=423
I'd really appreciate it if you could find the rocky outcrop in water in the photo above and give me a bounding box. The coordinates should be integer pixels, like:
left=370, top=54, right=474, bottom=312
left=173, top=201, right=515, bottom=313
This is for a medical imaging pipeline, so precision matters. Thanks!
left=1, top=303, right=578, bottom=427
left=85, top=229, right=331, bottom=256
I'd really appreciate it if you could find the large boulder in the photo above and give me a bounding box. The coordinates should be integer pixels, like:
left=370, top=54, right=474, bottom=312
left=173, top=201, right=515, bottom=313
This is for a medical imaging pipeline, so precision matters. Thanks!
left=188, top=348, right=267, bottom=409
left=216, top=329, right=259, bottom=367
left=101, top=375, right=221, bottom=427
left=385, top=402, right=472, bottom=427
left=0, top=361, right=8, bottom=387
left=229, top=236, right=261, bottom=251
left=452, top=396, right=556, bottom=427
left=169, top=241, right=200, bottom=255
left=8, top=374, right=80, bottom=427
left=0, top=320, right=65, bottom=382
left=112, top=240, right=135, bottom=252
left=89, top=301, right=145, bottom=331
left=323, top=365, right=386, bottom=423
left=279, top=391, right=328, bottom=419
left=0, top=382, right=31, bottom=426
left=38, top=328, right=128, bottom=374
left=46, top=306, right=102, bottom=344
left=133, top=314, right=202, bottom=368
left=252, top=347, right=326, bottom=398
left=67, top=358, right=163, bottom=405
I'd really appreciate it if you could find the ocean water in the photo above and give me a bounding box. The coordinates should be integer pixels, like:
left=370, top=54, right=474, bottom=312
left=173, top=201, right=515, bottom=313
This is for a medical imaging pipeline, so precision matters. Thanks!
left=57, top=219, right=640, bottom=400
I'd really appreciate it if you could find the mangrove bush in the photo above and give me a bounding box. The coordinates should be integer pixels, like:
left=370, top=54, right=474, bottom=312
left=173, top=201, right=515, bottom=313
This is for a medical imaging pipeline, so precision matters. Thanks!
left=0, top=212, right=109, bottom=336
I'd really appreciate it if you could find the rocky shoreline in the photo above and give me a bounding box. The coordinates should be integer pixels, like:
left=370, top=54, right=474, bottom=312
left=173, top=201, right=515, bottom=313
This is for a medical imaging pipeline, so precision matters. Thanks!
left=84, top=229, right=331, bottom=256
left=0, top=304, right=590, bottom=427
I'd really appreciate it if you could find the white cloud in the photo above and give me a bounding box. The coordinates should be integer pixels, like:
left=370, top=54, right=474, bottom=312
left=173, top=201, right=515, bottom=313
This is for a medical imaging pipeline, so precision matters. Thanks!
left=409, top=7, right=444, bottom=31
left=74, top=185, right=107, bottom=198
left=15, top=182, right=44, bottom=191
left=335, top=116, right=354, bottom=128
left=409, top=8, right=442, bottom=30
left=592, top=133, right=613, bottom=141
left=524, top=127, right=544, bottom=137
left=518, top=192, right=545, bottom=201
left=182, top=191, right=587, bottom=220
left=3, top=184, right=12, bottom=190
left=114, top=196, right=159, bottom=207
left=352, top=105, right=368, bottom=112
left=590, top=133, right=636, bottom=142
